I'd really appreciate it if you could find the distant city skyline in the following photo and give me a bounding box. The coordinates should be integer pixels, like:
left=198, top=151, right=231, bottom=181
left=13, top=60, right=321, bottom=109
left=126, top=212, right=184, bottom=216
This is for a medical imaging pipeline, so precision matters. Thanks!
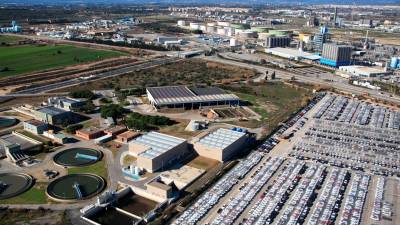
left=0, top=0, right=399, bottom=5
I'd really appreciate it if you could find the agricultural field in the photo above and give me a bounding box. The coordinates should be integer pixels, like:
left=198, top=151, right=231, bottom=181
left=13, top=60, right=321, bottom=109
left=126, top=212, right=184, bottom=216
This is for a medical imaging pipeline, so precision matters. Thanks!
left=52, top=59, right=258, bottom=92
left=0, top=44, right=126, bottom=77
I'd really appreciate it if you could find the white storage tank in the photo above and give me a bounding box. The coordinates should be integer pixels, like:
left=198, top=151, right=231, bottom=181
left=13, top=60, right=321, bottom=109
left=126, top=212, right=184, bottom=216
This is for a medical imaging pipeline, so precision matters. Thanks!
left=177, top=20, right=187, bottom=27
left=230, top=38, right=239, bottom=47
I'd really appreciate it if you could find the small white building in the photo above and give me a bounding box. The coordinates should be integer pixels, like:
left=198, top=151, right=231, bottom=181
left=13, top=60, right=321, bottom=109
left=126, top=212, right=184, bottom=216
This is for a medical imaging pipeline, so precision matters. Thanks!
left=338, top=65, right=391, bottom=78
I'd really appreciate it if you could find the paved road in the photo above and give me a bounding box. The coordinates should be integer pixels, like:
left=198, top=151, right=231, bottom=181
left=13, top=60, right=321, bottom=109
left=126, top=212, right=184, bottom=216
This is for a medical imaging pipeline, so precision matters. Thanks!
left=7, top=57, right=180, bottom=95
left=205, top=56, right=400, bottom=105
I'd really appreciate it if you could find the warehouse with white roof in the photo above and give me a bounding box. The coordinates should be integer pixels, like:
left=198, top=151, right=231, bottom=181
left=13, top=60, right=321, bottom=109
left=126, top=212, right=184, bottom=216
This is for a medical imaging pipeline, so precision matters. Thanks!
left=193, top=128, right=247, bottom=162
left=129, top=132, right=189, bottom=172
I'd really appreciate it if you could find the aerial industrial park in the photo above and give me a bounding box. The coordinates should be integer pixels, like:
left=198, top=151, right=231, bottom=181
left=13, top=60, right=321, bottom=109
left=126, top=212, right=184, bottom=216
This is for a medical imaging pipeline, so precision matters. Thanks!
left=0, top=1, right=399, bottom=225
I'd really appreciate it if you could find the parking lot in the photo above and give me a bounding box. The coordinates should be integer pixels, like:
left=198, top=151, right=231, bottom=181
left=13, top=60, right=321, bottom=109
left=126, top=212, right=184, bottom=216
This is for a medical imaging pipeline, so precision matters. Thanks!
left=172, top=92, right=400, bottom=225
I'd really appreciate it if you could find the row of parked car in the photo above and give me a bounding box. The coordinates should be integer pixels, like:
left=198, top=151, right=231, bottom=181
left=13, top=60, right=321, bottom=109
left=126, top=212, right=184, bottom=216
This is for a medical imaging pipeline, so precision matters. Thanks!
left=371, top=177, right=385, bottom=221
left=242, top=160, right=305, bottom=225
left=308, top=168, right=350, bottom=225
left=314, top=94, right=400, bottom=130
left=210, top=157, right=284, bottom=225
left=293, top=118, right=400, bottom=176
left=275, top=164, right=327, bottom=225
left=172, top=151, right=264, bottom=225
left=339, top=173, right=370, bottom=225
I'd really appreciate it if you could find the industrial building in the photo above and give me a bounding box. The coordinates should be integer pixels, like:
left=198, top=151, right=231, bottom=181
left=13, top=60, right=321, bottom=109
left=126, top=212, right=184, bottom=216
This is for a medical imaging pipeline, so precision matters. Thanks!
left=265, top=47, right=321, bottom=61
left=0, top=21, right=21, bottom=33
left=33, top=106, right=72, bottom=125
left=47, top=97, right=87, bottom=111
left=265, top=36, right=291, bottom=48
left=338, top=65, right=391, bottom=78
left=23, top=119, right=48, bottom=135
left=75, top=127, right=105, bottom=140
left=0, top=132, right=42, bottom=162
left=193, top=128, right=247, bottom=162
left=116, top=131, right=140, bottom=143
left=147, top=86, right=240, bottom=110
left=129, top=132, right=188, bottom=173
left=320, top=43, right=352, bottom=67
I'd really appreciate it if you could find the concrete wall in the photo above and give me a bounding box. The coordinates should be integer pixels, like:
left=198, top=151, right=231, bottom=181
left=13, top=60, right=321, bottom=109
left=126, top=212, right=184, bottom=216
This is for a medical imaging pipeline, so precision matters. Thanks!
left=136, top=142, right=189, bottom=173
left=194, top=135, right=247, bottom=162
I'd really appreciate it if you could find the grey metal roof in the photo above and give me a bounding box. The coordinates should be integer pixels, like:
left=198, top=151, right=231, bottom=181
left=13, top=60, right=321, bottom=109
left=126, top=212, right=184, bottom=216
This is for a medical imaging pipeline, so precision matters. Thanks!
left=197, top=128, right=245, bottom=149
left=37, top=106, right=68, bottom=116
left=131, top=132, right=186, bottom=160
left=190, top=87, right=226, bottom=96
left=147, top=85, right=240, bottom=106
left=147, top=86, right=195, bottom=99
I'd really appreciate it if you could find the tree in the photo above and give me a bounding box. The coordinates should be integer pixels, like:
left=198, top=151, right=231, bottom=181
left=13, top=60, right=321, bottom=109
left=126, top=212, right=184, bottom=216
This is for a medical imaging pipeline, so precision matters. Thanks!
left=69, top=90, right=95, bottom=100
left=100, top=104, right=125, bottom=122
left=65, top=124, right=83, bottom=134
left=271, top=71, right=276, bottom=80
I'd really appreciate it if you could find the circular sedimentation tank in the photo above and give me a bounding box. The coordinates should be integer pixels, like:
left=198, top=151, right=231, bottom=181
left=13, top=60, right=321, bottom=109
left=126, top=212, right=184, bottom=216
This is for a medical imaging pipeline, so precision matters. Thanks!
left=0, top=173, right=33, bottom=200
left=0, top=116, right=17, bottom=129
left=46, top=173, right=105, bottom=202
left=53, top=148, right=102, bottom=167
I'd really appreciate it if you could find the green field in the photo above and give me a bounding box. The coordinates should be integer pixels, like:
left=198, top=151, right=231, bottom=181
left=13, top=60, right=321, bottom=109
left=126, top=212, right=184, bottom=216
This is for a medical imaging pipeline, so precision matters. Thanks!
left=68, top=160, right=108, bottom=179
left=0, top=182, right=48, bottom=204
left=0, top=44, right=126, bottom=77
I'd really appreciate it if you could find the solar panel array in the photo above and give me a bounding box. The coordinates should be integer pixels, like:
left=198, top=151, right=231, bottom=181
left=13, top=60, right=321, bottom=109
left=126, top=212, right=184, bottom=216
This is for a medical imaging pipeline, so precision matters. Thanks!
left=198, top=128, right=245, bottom=149
left=132, top=132, right=186, bottom=160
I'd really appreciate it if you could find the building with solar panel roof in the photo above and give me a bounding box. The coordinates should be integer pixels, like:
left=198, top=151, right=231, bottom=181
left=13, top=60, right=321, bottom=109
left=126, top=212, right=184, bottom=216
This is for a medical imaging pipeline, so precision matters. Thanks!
left=128, top=132, right=189, bottom=172
left=146, top=85, right=240, bottom=110
left=193, top=128, right=248, bottom=162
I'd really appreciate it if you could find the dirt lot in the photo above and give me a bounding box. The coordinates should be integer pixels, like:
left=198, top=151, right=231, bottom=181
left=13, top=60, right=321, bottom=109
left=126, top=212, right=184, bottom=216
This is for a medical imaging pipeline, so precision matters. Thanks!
left=0, top=208, right=68, bottom=225
left=53, top=59, right=258, bottom=92
left=187, top=156, right=220, bottom=171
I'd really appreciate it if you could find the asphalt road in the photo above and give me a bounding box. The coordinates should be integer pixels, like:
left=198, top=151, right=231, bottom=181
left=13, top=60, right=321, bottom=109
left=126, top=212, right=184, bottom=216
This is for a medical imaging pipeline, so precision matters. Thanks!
left=205, top=55, right=400, bottom=105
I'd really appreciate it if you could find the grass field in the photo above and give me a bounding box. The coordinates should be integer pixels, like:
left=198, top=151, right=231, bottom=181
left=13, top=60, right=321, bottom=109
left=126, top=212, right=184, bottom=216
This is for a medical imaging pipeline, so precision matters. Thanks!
left=0, top=182, right=48, bottom=204
left=0, top=44, right=126, bottom=77
left=67, top=160, right=108, bottom=179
